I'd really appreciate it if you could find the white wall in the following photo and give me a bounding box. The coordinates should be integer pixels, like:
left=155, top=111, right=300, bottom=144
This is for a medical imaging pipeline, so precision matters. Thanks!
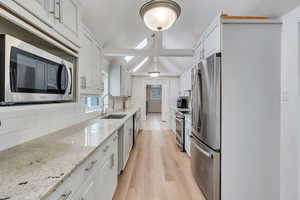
left=131, top=76, right=179, bottom=121
left=281, top=7, right=300, bottom=200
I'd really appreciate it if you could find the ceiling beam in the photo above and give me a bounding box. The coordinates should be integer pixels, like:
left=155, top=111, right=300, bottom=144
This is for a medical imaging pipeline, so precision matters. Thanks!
left=103, top=49, right=194, bottom=57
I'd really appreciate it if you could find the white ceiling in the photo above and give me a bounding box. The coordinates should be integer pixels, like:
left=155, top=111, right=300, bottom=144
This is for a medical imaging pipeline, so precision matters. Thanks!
left=80, top=0, right=300, bottom=74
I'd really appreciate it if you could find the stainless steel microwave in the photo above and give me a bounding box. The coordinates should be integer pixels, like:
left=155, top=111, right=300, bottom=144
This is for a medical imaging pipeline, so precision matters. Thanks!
left=0, top=34, right=74, bottom=105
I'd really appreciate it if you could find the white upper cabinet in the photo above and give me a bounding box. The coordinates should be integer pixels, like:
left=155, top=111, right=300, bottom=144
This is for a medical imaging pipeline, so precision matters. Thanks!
left=180, top=68, right=192, bottom=95
left=51, top=0, right=80, bottom=45
left=11, top=0, right=80, bottom=47
left=79, top=25, right=104, bottom=96
left=110, top=64, right=132, bottom=97
left=13, top=0, right=53, bottom=26
left=204, top=15, right=221, bottom=58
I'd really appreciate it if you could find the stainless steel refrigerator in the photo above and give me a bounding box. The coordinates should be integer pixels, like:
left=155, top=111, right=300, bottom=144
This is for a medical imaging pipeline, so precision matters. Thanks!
left=191, top=53, right=221, bottom=200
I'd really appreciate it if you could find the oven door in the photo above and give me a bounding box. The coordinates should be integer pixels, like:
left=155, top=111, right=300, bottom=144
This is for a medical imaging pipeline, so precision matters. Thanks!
left=175, top=117, right=183, bottom=148
left=3, top=35, right=73, bottom=104
left=191, top=136, right=220, bottom=200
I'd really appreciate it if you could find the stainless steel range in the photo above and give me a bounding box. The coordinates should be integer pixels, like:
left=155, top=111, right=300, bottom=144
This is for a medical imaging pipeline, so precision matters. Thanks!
left=175, top=111, right=185, bottom=152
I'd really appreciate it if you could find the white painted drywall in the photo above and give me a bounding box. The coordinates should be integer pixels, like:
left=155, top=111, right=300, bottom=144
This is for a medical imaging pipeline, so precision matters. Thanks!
left=221, top=23, right=281, bottom=200
left=281, top=6, right=300, bottom=200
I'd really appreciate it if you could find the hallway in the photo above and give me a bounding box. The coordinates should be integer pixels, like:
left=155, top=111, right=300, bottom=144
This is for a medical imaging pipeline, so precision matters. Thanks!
left=113, top=114, right=205, bottom=200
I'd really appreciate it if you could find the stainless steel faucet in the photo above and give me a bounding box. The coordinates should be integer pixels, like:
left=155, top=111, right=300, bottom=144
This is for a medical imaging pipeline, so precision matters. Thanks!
left=101, top=93, right=116, bottom=114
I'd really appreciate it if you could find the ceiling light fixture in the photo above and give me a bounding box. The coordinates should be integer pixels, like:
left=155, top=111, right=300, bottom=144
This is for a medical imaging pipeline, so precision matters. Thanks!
left=148, top=57, right=160, bottom=78
left=148, top=71, right=160, bottom=77
left=139, top=0, right=181, bottom=32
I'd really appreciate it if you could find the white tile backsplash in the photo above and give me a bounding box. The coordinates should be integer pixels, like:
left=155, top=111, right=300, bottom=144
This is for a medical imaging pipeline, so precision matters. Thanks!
left=0, top=101, right=101, bottom=151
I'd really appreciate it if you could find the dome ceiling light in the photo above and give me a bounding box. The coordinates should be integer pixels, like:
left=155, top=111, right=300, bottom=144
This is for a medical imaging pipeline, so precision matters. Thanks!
left=139, top=0, right=181, bottom=32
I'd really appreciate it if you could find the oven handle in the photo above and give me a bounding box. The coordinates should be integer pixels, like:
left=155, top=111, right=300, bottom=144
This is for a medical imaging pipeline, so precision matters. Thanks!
left=191, top=135, right=213, bottom=158
left=175, top=118, right=182, bottom=123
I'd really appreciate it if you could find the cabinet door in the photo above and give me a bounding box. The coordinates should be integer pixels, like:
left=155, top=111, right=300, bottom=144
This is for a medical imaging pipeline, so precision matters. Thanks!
left=74, top=172, right=97, bottom=200
left=92, top=44, right=103, bottom=95
left=127, top=72, right=132, bottom=96
left=121, top=68, right=127, bottom=96
left=80, top=31, right=94, bottom=94
left=96, top=153, right=117, bottom=200
left=123, top=122, right=130, bottom=167
left=53, top=0, right=80, bottom=45
left=204, top=16, right=221, bottom=58
left=186, top=69, right=192, bottom=91
left=13, top=0, right=53, bottom=26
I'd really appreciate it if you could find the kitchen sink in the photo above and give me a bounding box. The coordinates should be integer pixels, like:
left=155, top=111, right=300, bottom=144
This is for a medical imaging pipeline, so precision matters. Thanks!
left=101, top=114, right=127, bottom=119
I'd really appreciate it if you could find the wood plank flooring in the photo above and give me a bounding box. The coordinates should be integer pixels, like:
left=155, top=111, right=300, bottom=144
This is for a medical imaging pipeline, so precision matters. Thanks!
left=113, top=114, right=205, bottom=200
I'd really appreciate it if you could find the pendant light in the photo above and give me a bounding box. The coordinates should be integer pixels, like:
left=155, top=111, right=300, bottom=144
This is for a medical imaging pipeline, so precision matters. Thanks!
left=140, top=0, right=181, bottom=32
left=148, top=57, right=161, bottom=77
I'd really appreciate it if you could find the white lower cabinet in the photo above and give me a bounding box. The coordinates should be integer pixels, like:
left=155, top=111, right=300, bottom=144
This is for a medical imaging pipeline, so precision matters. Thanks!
left=123, top=116, right=133, bottom=169
left=46, top=132, right=118, bottom=200
left=75, top=173, right=97, bottom=200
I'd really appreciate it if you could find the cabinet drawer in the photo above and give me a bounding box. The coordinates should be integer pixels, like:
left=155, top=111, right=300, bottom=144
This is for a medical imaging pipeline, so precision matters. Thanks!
left=46, top=132, right=118, bottom=200
left=76, top=132, right=118, bottom=187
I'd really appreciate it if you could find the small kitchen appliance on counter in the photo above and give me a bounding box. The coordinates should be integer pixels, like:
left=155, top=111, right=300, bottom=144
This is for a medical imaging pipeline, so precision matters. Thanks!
left=177, top=96, right=189, bottom=109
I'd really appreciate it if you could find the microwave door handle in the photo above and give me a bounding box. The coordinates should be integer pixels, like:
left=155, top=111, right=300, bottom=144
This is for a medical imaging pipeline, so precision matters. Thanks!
left=64, top=66, right=72, bottom=96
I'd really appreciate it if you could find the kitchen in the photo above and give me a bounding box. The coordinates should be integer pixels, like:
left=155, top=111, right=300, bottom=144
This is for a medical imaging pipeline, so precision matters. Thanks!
left=0, top=1, right=299, bottom=200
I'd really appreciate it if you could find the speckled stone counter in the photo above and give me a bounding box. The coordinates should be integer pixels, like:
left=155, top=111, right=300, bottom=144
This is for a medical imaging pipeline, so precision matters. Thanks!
left=0, top=108, right=140, bottom=200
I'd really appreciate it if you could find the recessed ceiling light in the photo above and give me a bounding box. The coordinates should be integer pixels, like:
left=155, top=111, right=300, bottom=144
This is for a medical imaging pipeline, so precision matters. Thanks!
left=140, top=0, right=181, bottom=32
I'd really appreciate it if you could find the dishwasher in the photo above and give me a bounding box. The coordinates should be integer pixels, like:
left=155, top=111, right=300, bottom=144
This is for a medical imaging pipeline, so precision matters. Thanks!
left=117, top=127, right=124, bottom=175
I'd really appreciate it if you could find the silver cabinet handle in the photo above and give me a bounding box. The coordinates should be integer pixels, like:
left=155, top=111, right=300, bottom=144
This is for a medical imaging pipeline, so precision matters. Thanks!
left=58, top=190, right=72, bottom=200
left=85, top=160, right=98, bottom=172
left=55, top=0, right=62, bottom=22
left=49, top=0, right=55, bottom=14
left=110, top=154, right=115, bottom=169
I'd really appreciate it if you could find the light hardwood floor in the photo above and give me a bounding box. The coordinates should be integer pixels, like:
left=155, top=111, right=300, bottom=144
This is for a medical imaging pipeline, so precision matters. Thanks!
left=113, top=114, right=205, bottom=200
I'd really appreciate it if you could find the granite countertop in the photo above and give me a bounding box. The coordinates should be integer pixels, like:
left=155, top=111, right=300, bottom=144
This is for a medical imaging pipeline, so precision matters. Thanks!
left=0, top=108, right=140, bottom=200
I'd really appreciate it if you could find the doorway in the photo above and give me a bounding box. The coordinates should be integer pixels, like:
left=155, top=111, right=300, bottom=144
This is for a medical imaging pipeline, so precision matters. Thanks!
left=146, top=85, right=162, bottom=117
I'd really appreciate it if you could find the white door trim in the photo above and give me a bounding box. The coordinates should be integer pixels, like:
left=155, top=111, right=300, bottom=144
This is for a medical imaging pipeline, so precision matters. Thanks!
left=142, top=79, right=169, bottom=121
